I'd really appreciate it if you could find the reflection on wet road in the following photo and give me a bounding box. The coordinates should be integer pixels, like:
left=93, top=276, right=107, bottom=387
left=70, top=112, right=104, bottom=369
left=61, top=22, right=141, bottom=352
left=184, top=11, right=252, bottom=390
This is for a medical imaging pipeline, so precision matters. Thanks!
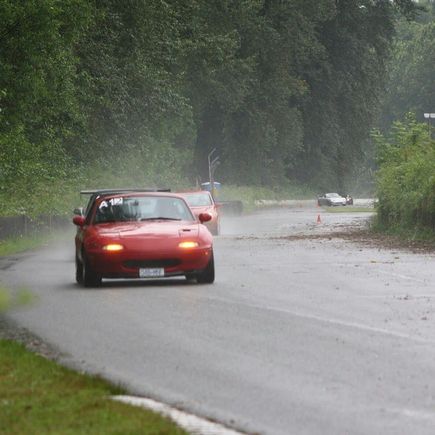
left=2, top=206, right=435, bottom=435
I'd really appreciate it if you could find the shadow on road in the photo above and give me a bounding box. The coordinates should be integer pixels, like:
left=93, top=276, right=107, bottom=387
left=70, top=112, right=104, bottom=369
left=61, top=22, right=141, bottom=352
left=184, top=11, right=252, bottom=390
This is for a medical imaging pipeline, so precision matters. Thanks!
left=62, top=277, right=203, bottom=291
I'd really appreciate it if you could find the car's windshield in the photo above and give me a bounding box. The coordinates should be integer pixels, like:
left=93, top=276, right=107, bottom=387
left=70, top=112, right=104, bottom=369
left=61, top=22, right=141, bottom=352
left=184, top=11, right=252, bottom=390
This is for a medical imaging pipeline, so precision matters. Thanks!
left=94, top=196, right=194, bottom=224
left=182, top=192, right=213, bottom=207
left=325, top=193, right=340, bottom=198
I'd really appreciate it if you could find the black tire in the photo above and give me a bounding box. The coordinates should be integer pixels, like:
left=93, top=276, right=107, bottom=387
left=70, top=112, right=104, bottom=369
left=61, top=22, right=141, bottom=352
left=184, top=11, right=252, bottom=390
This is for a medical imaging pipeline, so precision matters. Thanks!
left=185, top=273, right=196, bottom=282
left=196, top=253, right=215, bottom=284
left=82, top=252, right=102, bottom=287
left=75, top=254, right=83, bottom=284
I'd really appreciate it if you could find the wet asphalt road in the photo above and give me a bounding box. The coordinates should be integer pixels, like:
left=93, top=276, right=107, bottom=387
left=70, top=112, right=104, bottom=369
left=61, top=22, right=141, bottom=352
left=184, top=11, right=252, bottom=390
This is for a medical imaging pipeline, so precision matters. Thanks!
left=2, top=206, right=435, bottom=435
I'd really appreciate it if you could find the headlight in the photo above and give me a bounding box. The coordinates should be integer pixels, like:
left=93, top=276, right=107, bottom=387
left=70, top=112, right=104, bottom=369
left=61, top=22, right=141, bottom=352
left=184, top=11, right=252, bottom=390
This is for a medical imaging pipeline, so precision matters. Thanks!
left=102, top=243, right=124, bottom=251
left=179, top=241, right=199, bottom=249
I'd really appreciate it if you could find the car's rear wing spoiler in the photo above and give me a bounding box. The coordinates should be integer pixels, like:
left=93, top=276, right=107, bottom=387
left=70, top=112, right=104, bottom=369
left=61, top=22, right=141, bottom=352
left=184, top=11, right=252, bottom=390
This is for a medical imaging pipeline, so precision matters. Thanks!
left=80, top=188, right=171, bottom=195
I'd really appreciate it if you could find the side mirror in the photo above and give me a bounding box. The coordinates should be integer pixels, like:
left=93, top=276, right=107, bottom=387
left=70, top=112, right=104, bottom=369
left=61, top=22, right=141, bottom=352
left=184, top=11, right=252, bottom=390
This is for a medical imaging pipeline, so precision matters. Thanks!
left=198, top=213, right=212, bottom=223
left=73, top=207, right=84, bottom=216
left=73, top=216, right=86, bottom=226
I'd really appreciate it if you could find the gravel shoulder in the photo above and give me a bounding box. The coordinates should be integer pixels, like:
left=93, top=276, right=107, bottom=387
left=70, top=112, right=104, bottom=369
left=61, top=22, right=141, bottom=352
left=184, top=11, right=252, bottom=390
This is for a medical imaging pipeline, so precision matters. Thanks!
left=0, top=316, right=65, bottom=361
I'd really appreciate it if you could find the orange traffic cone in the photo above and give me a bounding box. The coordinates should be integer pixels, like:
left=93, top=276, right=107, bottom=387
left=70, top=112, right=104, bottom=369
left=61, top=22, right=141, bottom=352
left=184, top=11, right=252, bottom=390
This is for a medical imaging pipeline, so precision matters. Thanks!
left=317, top=214, right=321, bottom=224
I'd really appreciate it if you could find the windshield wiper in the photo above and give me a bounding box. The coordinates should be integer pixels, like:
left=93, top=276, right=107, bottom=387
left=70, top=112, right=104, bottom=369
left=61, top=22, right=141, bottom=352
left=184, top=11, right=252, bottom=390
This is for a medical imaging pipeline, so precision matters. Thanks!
left=140, top=217, right=181, bottom=221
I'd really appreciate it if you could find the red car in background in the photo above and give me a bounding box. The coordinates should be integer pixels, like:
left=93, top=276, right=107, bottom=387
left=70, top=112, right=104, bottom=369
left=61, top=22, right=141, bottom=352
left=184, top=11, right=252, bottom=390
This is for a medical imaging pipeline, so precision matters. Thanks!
left=73, top=190, right=215, bottom=287
left=178, top=191, right=220, bottom=235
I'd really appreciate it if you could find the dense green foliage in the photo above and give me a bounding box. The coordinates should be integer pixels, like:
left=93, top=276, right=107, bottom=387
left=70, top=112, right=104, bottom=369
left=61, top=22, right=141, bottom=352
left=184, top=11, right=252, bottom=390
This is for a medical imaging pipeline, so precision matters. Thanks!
left=380, top=0, right=435, bottom=130
left=373, top=116, right=435, bottom=233
left=372, top=1, right=435, bottom=237
left=0, top=0, right=419, bottom=216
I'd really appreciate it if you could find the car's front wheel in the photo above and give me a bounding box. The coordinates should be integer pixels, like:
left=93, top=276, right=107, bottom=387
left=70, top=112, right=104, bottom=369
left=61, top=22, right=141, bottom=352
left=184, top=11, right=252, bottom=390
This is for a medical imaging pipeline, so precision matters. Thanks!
left=75, top=254, right=83, bottom=284
left=184, top=273, right=196, bottom=282
left=196, top=253, right=215, bottom=284
left=82, top=252, right=102, bottom=287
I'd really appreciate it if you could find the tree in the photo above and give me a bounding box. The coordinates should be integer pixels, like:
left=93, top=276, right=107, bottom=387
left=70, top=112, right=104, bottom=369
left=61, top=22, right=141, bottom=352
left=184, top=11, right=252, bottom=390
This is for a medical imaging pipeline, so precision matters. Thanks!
left=380, top=2, right=435, bottom=130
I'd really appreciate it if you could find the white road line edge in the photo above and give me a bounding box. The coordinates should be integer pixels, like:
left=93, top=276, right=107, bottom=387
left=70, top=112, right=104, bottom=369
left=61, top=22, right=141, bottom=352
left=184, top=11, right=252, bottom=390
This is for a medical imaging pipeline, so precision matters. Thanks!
left=376, top=269, right=428, bottom=284
left=204, top=296, right=435, bottom=344
left=388, top=407, right=435, bottom=421
left=112, top=395, right=244, bottom=435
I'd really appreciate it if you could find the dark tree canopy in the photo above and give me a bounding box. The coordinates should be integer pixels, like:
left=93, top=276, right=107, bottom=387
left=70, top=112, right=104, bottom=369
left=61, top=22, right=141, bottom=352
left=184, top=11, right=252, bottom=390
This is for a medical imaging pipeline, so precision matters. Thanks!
left=0, top=0, right=421, bottom=207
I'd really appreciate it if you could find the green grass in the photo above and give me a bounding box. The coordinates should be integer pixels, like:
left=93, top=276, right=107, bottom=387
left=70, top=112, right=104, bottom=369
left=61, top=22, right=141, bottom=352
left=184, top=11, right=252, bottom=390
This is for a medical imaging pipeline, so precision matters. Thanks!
left=0, top=340, right=187, bottom=435
left=371, top=218, right=435, bottom=244
left=0, top=234, right=49, bottom=257
left=220, top=183, right=315, bottom=211
left=0, top=230, right=73, bottom=257
left=322, top=206, right=375, bottom=213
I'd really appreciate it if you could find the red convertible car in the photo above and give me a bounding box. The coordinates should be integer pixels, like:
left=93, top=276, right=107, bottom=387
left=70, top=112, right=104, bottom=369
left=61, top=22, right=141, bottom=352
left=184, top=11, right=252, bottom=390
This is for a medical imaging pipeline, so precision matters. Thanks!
left=73, top=190, right=215, bottom=287
left=178, top=190, right=220, bottom=235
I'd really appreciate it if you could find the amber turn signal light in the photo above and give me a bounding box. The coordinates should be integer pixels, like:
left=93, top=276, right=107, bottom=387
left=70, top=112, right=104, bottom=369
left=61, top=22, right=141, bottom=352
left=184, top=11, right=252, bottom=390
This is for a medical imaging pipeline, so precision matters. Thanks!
left=178, top=241, right=199, bottom=248
left=102, top=243, right=124, bottom=251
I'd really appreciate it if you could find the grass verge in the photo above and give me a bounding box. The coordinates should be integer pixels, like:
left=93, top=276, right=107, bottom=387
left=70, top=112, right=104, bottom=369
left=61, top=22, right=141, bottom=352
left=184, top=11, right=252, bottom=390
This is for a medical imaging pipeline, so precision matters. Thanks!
left=322, top=206, right=375, bottom=213
left=220, top=184, right=314, bottom=212
left=0, top=339, right=186, bottom=434
left=370, top=220, right=435, bottom=245
left=0, top=229, right=73, bottom=257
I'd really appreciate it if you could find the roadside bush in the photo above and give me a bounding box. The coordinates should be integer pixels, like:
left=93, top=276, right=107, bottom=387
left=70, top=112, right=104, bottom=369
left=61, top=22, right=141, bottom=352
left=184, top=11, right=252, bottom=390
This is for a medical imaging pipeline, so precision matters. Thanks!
left=0, top=127, right=75, bottom=216
left=0, top=131, right=192, bottom=218
left=373, top=115, right=435, bottom=234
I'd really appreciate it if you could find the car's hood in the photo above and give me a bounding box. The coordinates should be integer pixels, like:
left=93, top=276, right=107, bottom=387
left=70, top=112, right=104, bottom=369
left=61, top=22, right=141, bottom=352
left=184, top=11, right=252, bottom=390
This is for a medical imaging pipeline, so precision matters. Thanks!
left=95, top=221, right=199, bottom=238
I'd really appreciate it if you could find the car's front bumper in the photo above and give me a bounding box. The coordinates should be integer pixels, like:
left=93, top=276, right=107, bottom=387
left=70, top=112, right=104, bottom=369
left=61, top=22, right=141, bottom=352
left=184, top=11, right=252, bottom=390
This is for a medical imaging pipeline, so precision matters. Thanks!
left=87, top=247, right=212, bottom=278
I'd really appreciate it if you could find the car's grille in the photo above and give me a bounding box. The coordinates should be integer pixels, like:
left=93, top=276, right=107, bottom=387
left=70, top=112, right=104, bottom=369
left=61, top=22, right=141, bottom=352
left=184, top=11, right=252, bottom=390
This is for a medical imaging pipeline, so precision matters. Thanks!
left=123, top=259, right=181, bottom=268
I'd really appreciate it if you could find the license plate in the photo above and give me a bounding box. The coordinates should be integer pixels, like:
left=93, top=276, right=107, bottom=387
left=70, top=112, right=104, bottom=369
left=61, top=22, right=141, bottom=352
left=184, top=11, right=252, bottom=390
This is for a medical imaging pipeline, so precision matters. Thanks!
left=139, top=268, right=164, bottom=278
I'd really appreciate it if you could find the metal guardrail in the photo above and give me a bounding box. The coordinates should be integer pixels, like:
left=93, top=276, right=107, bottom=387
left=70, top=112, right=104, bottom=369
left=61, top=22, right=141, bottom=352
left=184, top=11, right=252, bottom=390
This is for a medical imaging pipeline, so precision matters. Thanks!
left=0, top=203, right=245, bottom=241
left=0, top=215, right=69, bottom=241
